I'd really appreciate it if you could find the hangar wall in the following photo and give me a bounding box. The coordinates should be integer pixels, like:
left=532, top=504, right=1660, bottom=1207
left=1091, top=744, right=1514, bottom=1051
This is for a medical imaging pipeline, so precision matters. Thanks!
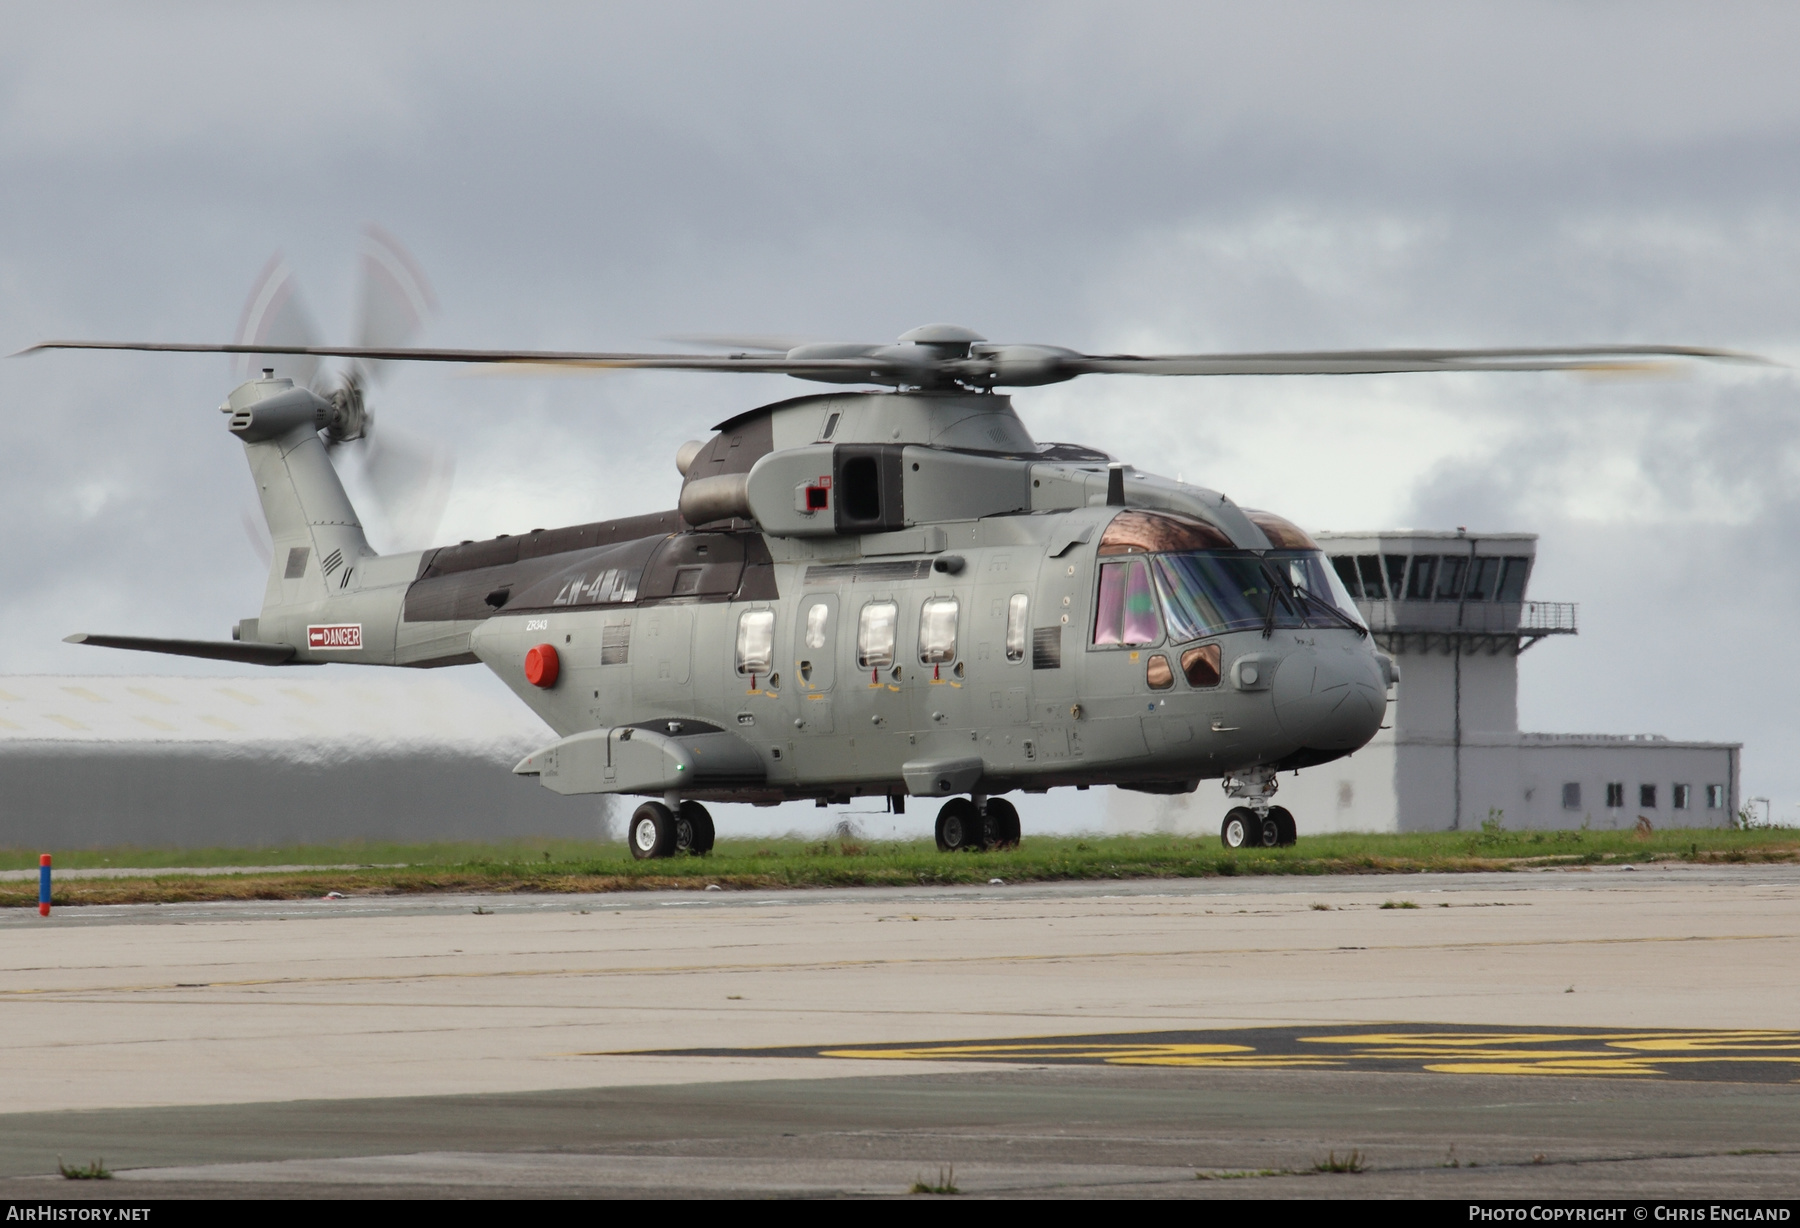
left=0, top=674, right=615, bottom=849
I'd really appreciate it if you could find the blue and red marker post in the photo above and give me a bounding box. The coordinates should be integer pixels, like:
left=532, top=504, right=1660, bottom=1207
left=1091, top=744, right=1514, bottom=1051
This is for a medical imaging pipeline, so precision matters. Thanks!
left=38, top=854, right=51, bottom=917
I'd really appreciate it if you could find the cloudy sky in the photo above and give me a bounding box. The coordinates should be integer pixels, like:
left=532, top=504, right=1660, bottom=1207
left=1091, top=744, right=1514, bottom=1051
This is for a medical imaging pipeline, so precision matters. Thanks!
left=4, top=2, right=1798, bottom=830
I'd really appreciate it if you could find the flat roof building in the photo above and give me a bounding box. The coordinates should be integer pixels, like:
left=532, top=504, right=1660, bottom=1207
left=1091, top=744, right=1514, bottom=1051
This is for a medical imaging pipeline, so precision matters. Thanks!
left=1110, top=529, right=1740, bottom=836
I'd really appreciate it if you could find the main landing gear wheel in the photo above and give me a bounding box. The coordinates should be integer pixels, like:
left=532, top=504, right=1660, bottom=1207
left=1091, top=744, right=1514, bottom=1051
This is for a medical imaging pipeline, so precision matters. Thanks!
left=1269, top=805, right=1297, bottom=847
left=982, top=797, right=1022, bottom=850
left=630, top=801, right=676, bottom=860
left=677, top=800, right=716, bottom=855
left=1221, top=806, right=1261, bottom=850
left=936, top=797, right=982, bottom=852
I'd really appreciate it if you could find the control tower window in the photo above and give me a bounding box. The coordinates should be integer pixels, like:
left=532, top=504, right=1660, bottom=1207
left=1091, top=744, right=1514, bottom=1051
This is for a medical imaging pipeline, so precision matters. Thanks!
left=1331, top=555, right=1361, bottom=598
left=1464, top=557, right=1500, bottom=601
left=1435, top=556, right=1467, bottom=600
left=1357, top=555, right=1386, bottom=599
left=1406, top=556, right=1437, bottom=600
left=1384, top=555, right=1408, bottom=596
left=1497, top=556, right=1531, bottom=602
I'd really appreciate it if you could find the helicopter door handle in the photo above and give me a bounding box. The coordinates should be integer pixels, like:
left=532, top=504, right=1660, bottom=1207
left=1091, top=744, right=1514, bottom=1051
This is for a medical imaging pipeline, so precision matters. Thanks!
left=1210, top=719, right=1240, bottom=732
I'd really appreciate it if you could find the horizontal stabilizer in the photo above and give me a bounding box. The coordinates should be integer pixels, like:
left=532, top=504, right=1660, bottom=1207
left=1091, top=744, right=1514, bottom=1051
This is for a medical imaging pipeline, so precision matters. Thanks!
left=64, top=633, right=300, bottom=666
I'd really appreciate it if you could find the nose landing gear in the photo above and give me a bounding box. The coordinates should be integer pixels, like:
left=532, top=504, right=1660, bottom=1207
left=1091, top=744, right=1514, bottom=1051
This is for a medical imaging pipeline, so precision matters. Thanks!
left=1219, top=767, right=1298, bottom=848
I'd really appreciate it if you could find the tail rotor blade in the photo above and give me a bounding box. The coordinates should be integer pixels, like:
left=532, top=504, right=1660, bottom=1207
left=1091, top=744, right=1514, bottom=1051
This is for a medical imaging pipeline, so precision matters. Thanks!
left=352, top=223, right=437, bottom=388
left=232, top=254, right=322, bottom=390
left=360, top=427, right=454, bottom=552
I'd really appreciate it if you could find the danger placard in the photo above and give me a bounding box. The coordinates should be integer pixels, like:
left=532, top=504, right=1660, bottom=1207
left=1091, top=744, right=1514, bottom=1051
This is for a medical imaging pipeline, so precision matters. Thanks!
left=307, top=624, right=363, bottom=651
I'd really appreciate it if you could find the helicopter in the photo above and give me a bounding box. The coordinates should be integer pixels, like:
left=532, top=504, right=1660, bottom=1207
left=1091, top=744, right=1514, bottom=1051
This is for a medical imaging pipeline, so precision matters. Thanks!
left=25, top=270, right=1754, bottom=859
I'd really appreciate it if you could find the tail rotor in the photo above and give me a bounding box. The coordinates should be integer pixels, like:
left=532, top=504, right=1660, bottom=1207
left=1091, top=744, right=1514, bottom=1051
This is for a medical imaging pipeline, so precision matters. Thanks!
left=231, top=227, right=454, bottom=552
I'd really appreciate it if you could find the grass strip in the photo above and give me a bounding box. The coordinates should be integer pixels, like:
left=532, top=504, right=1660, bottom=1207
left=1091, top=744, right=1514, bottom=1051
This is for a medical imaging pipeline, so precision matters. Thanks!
left=3, top=827, right=1796, bottom=908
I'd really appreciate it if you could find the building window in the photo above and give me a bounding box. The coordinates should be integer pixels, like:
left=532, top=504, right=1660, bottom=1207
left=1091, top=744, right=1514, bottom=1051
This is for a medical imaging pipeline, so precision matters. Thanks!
left=1406, top=556, right=1437, bottom=600
left=1639, top=784, right=1657, bottom=809
left=1005, top=594, right=1029, bottom=663
left=1606, top=783, right=1625, bottom=809
left=1706, top=784, right=1725, bottom=809
left=1673, top=784, right=1691, bottom=810
left=1497, top=556, right=1531, bottom=602
left=735, top=610, right=774, bottom=676
left=1562, top=783, right=1581, bottom=810
left=857, top=601, right=897, bottom=670
left=918, top=597, right=959, bottom=665
left=1464, top=556, right=1500, bottom=601
left=1357, top=555, right=1386, bottom=599
left=1435, top=556, right=1468, bottom=600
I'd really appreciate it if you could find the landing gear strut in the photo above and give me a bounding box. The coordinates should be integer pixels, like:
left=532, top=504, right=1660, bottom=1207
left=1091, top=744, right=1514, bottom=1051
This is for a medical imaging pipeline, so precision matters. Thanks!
left=1220, top=768, right=1297, bottom=849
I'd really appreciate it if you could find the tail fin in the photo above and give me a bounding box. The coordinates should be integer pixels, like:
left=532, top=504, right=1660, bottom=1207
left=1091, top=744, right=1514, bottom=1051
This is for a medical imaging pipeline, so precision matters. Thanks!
left=224, top=374, right=376, bottom=635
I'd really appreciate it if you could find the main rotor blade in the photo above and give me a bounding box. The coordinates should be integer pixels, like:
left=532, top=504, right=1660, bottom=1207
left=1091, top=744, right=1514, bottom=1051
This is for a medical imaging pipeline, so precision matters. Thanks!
left=1057, top=345, right=1767, bottom=376
left=19, top=339, right=1768, bottom=386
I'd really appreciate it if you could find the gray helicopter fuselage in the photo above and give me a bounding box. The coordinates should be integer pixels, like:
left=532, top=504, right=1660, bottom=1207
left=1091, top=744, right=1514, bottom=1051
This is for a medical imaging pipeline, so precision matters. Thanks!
left=207, top=378, right=1389, bottom=807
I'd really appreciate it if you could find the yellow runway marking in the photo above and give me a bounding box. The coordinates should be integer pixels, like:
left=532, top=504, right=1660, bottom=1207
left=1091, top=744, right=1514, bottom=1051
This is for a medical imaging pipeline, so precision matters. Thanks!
left=632, top=1025, right=1800, bottom=1083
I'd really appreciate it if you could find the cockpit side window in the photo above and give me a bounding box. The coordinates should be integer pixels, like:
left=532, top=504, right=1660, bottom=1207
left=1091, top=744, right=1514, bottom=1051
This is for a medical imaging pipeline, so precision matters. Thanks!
left=1093, top=558, right=1161, bottom=647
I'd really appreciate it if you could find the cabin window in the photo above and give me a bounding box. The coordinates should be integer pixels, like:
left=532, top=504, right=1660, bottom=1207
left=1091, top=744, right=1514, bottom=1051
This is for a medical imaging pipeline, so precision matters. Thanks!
left=1181, top=643, right=1222, bottom=688
left=1145, top=654, right=1174, bottom=689
left=804, top=601, right=830, bottom=650
left=918, top=597, right=959, bottom=665
left=1093, top=558, right=1161, bottom=647
left=857, top=601, right=897, bottom=669
left=735, top=610, right=774, bottom=676
left=1673, top=784, right=1691, bottom=810
left=1005, top=594, right=1029, bottom=663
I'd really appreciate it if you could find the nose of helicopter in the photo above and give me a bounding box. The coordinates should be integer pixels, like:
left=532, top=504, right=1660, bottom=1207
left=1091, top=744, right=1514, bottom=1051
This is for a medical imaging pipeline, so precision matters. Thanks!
left=1270, top=645, right=1387, bottom=750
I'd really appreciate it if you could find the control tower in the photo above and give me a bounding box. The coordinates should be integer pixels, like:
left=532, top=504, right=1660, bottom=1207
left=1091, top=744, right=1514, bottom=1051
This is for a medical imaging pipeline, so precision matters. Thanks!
left=1107, top=528, right=1740, bottom=835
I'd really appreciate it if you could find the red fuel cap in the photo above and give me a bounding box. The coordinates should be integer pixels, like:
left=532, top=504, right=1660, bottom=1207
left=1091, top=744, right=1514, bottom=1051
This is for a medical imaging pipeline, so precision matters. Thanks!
left=524, top=643, right=560, bottom=688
